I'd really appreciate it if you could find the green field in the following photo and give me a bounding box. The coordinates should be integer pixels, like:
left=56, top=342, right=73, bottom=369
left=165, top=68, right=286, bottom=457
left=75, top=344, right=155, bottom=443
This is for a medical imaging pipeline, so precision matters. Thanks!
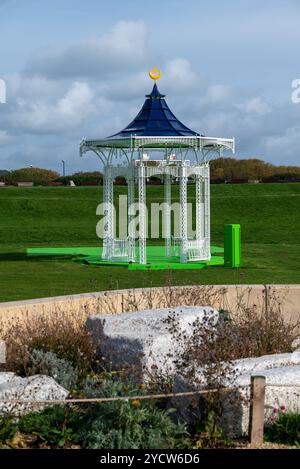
left=0, top=184, right=299, bottom=302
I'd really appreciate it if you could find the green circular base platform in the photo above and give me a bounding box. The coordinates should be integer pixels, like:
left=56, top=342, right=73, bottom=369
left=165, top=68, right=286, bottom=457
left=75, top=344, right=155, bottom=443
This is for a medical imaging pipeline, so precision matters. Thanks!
left=27, top=245, right=224, bottom=271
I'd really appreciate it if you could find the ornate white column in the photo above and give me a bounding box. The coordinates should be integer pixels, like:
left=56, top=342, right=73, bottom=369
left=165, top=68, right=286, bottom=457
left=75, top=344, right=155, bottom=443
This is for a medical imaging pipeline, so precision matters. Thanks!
left=164, top=172, right=172, bottom=257
left=138, top=162, right=147, bottom=265
left=203, top=164, right=211, bottom=260
left=102, top=165, right=114, bottom=260
left=180, top=163, right=188, bottom=263
left=127, top=168, right=136, bottom=262
left=195, top=174, right=204, bottom=242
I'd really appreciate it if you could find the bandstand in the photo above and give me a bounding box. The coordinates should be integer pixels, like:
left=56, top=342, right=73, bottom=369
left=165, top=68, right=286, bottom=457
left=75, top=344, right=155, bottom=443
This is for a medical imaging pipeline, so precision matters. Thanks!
left=80, top=70, right=235, bottom=268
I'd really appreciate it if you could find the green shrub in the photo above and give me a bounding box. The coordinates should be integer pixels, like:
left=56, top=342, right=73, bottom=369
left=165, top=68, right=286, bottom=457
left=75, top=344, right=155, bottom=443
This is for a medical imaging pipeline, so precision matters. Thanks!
left=3, top=167, right=59, bottom=186
left=1, top=375, right=189, bottom=449
left=0, top=416, right=17, bottom=443
left=265, top=412, right=300, bottom=447
left=192, top=411, right=232, bottom=449
left=18, top=406, right=81, bottom=448
left=55, top=171, right=103, bottom=186
left=28, top=349, right=78, bottom=390
left=79, top=374, right=190, bottom=449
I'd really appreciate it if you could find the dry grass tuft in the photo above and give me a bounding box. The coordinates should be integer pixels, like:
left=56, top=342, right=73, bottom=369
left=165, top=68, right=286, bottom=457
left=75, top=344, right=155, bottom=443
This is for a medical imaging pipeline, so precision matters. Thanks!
left=0, top=306, right=95, bottom=376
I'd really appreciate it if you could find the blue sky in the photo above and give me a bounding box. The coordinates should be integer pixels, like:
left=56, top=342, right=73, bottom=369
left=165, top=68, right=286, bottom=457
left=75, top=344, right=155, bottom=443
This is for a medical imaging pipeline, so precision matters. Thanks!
left=0, top=0, right=300, bottom=173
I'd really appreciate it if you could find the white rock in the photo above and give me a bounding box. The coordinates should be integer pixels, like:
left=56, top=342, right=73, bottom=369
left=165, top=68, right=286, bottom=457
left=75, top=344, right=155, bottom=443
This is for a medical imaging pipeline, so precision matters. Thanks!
left=86, top=306, right=219, bottom=380
left=0, top=373, right=68, bottom=416
left=172, top=353, right=300, bottom=438
left=231, top=353, right=299, bottom=377
left=223, top=364, right=300, bottom=437
left=0, top=341, right=5, bottom=364
left=291, top=351, right=300, bottom=363
left=291, top=337, right=300, bottom=351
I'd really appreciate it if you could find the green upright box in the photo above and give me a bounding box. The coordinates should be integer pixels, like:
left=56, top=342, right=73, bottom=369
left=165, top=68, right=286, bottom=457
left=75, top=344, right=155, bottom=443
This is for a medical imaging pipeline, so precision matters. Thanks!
left=224, top=224, right=241, bottom=268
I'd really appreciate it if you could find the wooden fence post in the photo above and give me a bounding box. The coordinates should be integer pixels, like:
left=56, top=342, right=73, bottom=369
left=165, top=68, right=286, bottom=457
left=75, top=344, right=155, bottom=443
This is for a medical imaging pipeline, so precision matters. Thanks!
left=249, top=375, right=266, bottom=446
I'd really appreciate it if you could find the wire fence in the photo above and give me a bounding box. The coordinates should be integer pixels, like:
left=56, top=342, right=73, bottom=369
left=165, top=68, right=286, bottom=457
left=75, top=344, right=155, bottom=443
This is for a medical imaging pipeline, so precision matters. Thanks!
left=1, top=381, right=300, bottom=406
left=1, top=378, right=300, bottom=445
left=0, top=387, right=233, bottom=406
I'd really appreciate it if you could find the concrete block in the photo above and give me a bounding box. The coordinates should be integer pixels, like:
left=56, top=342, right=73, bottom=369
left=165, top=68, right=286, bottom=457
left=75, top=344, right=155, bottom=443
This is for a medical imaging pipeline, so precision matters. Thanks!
left=172, top=353, right=300, bottom=438
left=0, top=373, right=68, bottom=416
left=86, top=306, right=219, bottom=380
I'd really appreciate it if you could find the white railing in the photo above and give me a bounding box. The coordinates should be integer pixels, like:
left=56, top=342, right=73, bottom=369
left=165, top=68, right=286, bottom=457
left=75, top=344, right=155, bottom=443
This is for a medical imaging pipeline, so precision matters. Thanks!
left=112, top=238, right=129, bottom=259
left=172, top=237, right=209, bottom=262
left=186, top=239, right=206, bottom=262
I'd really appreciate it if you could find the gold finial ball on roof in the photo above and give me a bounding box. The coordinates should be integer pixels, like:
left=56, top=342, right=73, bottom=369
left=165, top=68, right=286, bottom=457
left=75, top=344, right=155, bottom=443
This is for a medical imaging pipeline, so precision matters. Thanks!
left=149, top=67, right=162, bottom=80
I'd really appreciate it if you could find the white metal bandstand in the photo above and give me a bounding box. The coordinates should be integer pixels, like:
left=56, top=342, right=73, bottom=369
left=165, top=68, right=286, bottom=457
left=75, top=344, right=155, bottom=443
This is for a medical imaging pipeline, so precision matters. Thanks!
left=80, top=74, right=235, bottom=266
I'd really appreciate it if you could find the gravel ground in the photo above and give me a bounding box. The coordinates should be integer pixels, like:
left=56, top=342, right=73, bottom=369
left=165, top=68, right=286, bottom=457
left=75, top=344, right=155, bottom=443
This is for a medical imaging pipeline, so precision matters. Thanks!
left=233, top=439, right=298, bottom=450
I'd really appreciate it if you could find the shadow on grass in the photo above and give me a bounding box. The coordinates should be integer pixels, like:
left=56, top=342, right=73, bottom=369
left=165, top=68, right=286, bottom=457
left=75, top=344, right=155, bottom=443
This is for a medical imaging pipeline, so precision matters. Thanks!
left=0, top=252, right=74, bottom=262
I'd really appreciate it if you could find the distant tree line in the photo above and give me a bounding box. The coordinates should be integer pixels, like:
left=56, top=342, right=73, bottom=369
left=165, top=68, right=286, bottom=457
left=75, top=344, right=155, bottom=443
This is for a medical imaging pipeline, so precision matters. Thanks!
left=0, top=159, right=299, bottom=186
left=55, top=171, right=103, bottom=186
left=210, top=158, right=300, bottom=183
left=1, top=167, right=60, bottom=186
left=0, top=169, right=103, bottom=186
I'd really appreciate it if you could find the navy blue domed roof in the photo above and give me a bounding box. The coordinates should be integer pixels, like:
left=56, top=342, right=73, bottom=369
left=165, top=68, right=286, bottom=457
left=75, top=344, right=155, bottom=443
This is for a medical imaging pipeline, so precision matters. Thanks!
left=107, top=83, right=200, bottom=139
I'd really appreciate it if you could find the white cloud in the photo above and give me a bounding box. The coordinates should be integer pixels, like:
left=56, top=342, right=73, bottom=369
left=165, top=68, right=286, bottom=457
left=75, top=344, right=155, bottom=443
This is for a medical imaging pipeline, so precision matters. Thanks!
left=206, top=85, right=233, bottom=103
left=58, top=82, right=93, bottom=118
left=263, top=126, right=300, bottom=163
left=103, top=58, right=201, bottom=102
left=165, top=59, right=196, bottom=85
left=25, top=21, right=148, bottom=79
left=10, top=75, right=63, bottom=102
left=237, top=97, right=272, bottom=115
left=4, top=81, right=112, bottom=134
left=0, top=19, right=300, bottom=170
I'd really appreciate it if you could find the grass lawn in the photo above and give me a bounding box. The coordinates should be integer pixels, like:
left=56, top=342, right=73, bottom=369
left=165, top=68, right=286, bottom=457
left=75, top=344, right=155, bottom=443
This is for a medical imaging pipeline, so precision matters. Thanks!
left=0, top=183, right=299, bottom=302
